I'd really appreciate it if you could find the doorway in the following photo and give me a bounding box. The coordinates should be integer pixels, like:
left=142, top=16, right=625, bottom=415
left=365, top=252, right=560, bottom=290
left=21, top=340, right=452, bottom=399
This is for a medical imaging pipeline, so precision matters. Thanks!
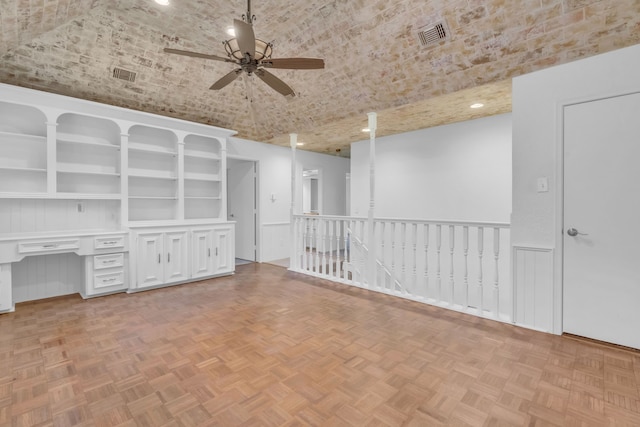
left=562, top=92, right=640, bottom=349
left=302, top=169, right=321, bottom=215
left=227, top=158, right=257, bottom=263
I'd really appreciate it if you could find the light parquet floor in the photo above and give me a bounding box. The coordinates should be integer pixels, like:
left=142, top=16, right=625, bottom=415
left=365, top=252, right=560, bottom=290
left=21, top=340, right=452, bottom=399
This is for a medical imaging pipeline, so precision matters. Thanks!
left=1, top=263, right=639, bottom=426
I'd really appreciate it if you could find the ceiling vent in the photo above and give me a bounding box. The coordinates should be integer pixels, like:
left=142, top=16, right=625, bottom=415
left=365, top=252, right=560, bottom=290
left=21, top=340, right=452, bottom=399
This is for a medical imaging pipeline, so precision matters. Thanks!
left=112, top=67, right=136, bottom=82
left=418, top=22, right=449, bottom=47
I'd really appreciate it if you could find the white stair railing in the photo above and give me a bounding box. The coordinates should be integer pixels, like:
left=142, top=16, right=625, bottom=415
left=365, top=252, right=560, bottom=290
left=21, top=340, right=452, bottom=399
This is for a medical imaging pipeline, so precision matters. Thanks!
left=291, top=215, right=511, bottom=322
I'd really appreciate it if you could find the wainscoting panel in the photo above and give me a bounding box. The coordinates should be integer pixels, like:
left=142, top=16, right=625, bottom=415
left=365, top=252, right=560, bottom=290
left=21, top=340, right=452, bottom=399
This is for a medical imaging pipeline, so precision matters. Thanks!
left=512, top=245, right=554, bottom=332
left=261, top=222, right=290, bottom=262
left=12, top=253, right=83, bottom=303
left=0, top=199, right=120, bottom=234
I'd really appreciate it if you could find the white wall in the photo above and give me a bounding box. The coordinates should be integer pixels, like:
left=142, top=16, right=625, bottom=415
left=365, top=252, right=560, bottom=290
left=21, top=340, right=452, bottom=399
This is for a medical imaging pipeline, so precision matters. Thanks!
left=512, top=43, right=640, bottom=333
left=351, top=113, right=512, bottom=222
left=226, top=138, right=349, bottom=262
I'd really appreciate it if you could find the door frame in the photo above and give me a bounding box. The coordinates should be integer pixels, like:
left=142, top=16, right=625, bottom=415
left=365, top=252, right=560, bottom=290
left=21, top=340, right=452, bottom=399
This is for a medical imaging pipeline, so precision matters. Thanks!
left=227, top=155, right=260, bottom=263
left=553, top=89, right=640, bottom=335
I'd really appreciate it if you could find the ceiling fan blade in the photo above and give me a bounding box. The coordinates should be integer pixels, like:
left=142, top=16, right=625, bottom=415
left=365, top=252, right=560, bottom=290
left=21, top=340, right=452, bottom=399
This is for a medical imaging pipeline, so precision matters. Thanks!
left=164, top=48, right=231, bottom=62
left=210, top=69, right=242, bottom=90
left=262, top=58, right=325, bottom=70
left=255, top=69, right=295, bottom=97
left=234, top=19, right=256, bottom=58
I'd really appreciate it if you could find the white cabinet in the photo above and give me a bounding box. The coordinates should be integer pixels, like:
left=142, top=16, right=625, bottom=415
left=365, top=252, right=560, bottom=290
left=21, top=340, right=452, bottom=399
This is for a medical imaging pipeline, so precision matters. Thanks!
left=191, top=228, right=214, bottom=279
left=213, top=225, right=234, bottom=275
left=191, top=224, right=235, bottom=278
left=135, top=230, right=188, bottom=289
left=83, top=252, right=128, bottom=297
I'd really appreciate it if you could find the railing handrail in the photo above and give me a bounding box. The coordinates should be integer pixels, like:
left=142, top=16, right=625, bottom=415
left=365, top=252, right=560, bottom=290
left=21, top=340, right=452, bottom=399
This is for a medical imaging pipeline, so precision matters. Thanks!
left=293, top=214, right=510, bottom=229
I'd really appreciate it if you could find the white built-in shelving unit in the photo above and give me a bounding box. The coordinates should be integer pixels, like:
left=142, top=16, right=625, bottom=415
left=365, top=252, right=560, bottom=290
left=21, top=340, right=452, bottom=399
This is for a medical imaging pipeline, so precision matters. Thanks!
left=127, top=125, right=179, bottom=222
left=184, top=134, right=223, bottom=220
left=56, top=113, right=121, bottom=198
left=0, top=83, right=236, bottom=311
left=0, top=101, right=48, bottom=195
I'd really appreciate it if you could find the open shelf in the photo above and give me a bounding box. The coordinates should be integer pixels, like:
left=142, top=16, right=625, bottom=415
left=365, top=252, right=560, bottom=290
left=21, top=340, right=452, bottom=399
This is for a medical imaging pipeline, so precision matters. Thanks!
left=128, top=169, right=177, bottom=180
left=183, top=150, right=220, bottom=160
left=57, top=132, right=119, bottom=149
left=0, top=131, right=46, bottom=144
left=184, top=173, right=221, bottom=182
left=128, top=142, right=177, bottom=156
left=0, top=166, right=46, bottom=173
left=56, top=113, right=121, bottom=197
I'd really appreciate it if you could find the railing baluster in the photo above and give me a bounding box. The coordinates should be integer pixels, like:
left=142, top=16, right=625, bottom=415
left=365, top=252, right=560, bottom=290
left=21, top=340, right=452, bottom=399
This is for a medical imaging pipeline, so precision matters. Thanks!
left=344, top=220, right=350, bottom=281
left=412, top=223, right=418, bottom=298
left=302, top=218, right=308, bottom=272
left=336, top=220, right=342, bottom=279
left=401, top=222, right=407, bottom=294
left=493, top=227, right=500, bottom=319
left=318, top=219, right=327, bottom=274
left=314, top=218, right=321, bottom=273
left=379, top=221, right=386, bottom=290
left=449, top=225, right=455, bottom=305
left=292, top=217, right=298, bottom=270
left=477, top=226, right=484, bottom=316
left=391, top=222, right=397, bottom=292
left=327, top=219, right=336, bottom=277
left=463, top=225, right=469, bottom=309
left=424, top=224, right=429, bottom=299
left=436, top=224, right=442, bottom=302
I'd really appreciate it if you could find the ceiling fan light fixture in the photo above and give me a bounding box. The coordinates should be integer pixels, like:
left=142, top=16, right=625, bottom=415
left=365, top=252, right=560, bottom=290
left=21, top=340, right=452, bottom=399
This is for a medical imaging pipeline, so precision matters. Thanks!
left=226, top=27, right=236, bottom=36
left=224, top=38, right=272, bottom=61
left=154, top=0, right=170, bottom=5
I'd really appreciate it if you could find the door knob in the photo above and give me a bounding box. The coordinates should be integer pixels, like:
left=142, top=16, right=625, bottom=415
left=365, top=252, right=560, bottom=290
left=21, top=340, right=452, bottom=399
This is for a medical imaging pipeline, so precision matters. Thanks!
left=567, top=228, right=588, bottom=236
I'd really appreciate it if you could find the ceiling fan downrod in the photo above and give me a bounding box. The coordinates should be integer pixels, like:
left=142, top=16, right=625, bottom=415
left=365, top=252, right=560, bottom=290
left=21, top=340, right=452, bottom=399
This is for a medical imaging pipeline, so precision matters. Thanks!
left=242, top=0, right=256, bottom=24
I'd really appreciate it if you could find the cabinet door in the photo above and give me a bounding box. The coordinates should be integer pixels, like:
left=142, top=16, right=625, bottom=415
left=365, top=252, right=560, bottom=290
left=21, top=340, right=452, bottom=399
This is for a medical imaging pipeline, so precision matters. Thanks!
left=191, top=229, right=214, bottom=279
left=213, top=226, right=235, bottom=274
left=164, top=231, right=189, bottom=283
left=137, top=233, right=164, bottom=288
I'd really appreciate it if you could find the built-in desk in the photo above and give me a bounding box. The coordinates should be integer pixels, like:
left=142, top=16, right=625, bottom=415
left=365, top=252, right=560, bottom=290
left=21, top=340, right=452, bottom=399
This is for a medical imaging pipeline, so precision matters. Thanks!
left=0, top=230, right=129, bottom=313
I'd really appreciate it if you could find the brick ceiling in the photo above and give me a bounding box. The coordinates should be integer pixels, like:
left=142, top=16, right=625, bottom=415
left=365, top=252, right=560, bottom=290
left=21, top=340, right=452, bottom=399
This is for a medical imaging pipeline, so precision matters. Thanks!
left=1, top=1, right=639, bottom=156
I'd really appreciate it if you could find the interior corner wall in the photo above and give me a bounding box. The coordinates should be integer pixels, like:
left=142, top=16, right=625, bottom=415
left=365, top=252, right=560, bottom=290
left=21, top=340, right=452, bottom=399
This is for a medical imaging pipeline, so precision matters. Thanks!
left=226, top=138, right=349, bottom=262
left=512, top=43, right=640, bottom=334
left=350, top=113, right=512, bottom=222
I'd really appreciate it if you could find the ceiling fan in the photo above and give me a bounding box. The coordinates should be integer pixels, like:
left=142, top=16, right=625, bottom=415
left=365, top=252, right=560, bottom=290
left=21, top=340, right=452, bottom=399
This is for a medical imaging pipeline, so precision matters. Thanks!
left=164, top=0, right=325, bottom=97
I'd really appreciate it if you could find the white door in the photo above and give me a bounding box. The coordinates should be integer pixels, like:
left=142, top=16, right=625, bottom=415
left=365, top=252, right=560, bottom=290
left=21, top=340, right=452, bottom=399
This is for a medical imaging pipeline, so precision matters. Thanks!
left=137, top=232, right=164, bottom=288
left=563, top=92, right=640, bottom=349
left=191, top=229, right=214, bottom=278
left=227, top=159, right=256, bottom=261
left=164, top=231, right=189, bottom=283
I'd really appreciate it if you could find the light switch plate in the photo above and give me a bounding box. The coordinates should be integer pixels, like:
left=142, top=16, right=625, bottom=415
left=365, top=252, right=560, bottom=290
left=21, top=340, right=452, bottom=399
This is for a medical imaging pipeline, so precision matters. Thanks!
left=537, top=177, right=549, bottom=193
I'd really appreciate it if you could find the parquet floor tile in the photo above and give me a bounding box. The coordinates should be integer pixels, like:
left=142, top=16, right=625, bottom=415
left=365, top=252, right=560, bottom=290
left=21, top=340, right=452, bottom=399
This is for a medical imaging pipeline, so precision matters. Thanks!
left=1, top=263, right=639, bottom=426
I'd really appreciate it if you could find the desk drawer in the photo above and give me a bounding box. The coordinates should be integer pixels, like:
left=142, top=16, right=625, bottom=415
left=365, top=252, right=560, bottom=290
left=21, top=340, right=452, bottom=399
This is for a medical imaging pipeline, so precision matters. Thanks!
left=94, top=236, right=125, bottom=250
left=94, top=253, right=124, bottom=270
left=93, top=270, right=125, bottom=290
left=18, top=239, right=80, bottom=255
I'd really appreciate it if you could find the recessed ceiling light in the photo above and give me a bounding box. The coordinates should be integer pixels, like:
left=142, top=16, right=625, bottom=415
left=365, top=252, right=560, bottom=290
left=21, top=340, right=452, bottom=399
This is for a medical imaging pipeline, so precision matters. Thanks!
left=470, top=103, right=484, bottom=109
left=155, top=0, right=169, bottom=5
left=296, top=142, right=304, bottom=146
left=362, top=128, right=370, bottom=132
left=226, top=27, right=236, bottom=37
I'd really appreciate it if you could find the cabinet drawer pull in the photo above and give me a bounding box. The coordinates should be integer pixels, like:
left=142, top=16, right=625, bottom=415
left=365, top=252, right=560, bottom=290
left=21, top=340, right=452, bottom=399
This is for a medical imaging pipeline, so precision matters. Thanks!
left=102, top=241, right=118, bottom=245
left=42, top=244, right=58, bottom=249
left=103, top=259, right=117, bottom=264
left=102, top=277, right=117, bottom=283
left=208, top=248, right=211, bottom=257
left=158, top=254, right=161, bottom=263
left=167, top=253, right=171, bottom=263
